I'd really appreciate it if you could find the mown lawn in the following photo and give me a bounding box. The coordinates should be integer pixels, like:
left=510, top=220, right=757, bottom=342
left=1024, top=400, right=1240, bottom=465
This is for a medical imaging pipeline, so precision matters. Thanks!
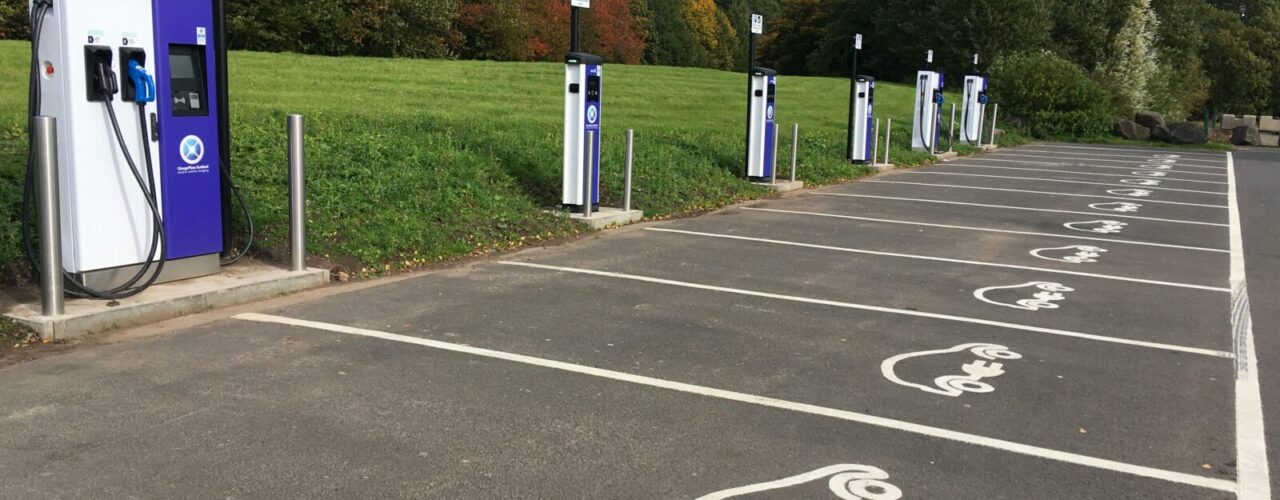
left=1, top=41, right=983, bottom=276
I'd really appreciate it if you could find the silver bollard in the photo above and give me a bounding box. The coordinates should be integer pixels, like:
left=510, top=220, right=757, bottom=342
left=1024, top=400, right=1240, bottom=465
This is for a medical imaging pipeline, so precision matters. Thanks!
left=883, top=118, right=892, bottom=165
left=872, top=118, right=880, bottom=165
left=948, top=103, right=957, bottom=152
left=624, top=129, right=634, bottom=212
left=584, top=130, right=595, bottom=218
left=989, top=103, right=1000, bottom=147
left=34, top=116, right=63, bottom=316
left=790, top=123, right=799, bottom=182
left=288, top=114, right=306, bottom=272
left=770, top=128, right=779, bottom=184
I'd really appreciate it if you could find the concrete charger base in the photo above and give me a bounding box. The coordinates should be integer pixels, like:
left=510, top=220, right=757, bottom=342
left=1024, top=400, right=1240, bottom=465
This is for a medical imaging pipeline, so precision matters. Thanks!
left=4, top=264, right=330, bottom=340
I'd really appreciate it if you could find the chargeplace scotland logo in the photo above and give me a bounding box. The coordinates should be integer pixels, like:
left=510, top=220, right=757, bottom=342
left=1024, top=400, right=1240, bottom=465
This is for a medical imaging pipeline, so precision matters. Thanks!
left=178, top=135, right=210, bottom=174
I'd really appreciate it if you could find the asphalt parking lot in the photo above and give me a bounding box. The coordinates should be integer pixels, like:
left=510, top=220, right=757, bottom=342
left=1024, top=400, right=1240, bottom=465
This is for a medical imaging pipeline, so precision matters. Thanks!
left=1, top=143, right=1275, bottom=499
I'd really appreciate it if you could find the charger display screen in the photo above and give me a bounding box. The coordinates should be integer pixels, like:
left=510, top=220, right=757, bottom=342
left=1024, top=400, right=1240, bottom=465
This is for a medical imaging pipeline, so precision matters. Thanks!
left=168, top=44, right=207, bottom=117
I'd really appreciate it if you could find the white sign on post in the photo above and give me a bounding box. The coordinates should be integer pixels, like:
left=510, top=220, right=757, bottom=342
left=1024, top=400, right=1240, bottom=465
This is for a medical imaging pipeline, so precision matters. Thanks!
left=973, top=53, right=979, bottom=65
left=855, top=34, right=863, bottom=50
left=926, top=50, right=934, bottom=63
left=751, top=14, right=764, bottom=35
left=571, top=0, right=590, bottom=8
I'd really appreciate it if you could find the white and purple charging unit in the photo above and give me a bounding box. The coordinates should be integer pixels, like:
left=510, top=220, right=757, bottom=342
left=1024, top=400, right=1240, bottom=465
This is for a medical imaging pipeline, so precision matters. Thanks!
left=961, top=72, right=989, bottom=146
left=850, top=76, right=875, bottom=163
left=747, top=67, right=777, bottom=180
left=912, top=53, right=944, bottom=153
left=29, top=0, right=226, bottom=294
left=562, top=52, right=602, bottom=213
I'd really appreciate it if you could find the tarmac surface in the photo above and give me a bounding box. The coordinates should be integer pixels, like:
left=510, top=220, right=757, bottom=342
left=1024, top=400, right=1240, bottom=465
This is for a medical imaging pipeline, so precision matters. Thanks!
left=0, top=143, right=1275, bottom=499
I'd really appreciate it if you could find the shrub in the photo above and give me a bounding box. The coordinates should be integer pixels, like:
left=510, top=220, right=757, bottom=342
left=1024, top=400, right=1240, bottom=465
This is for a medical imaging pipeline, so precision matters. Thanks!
left=989, top=51, right=1114, bottom=139
left=1032, top=110, right=1112, bottom=139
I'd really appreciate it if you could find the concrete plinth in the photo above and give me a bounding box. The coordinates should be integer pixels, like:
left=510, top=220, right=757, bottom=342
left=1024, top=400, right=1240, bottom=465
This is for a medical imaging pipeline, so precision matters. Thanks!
left=564, top=207, right=645, bottom=229
left=4, top=264, right=330, bottom=339
left=936, top=151, right=960, bottom=160
left=753, top=180, right=804, bottom=193
left=981, top=144, right=999, bottom=151
left=872, top=163, right=895, bottom=172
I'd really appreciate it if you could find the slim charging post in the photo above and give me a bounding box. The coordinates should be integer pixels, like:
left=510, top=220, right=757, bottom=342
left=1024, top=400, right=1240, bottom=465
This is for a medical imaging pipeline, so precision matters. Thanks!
left=912, top=50, right=944, bottom=154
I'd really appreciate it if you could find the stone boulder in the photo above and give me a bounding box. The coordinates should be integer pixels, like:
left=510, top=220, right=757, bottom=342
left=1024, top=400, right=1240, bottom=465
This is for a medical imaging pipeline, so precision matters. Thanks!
left=1232, top=124, right=1261, bottom=146
left=1151, top=125, right=1173, bottom=142
left=1112, top=119, right=1151, bottom=141
left=1167, top=122, right=1208, bottom=145
left=1135, top=111, right=1166, bottom=131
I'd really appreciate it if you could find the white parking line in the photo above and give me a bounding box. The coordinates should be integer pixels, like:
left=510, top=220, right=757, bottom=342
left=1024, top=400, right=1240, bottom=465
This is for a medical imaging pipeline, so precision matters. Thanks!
left=646, top=228, right=1228, bottom=292
left=741, top=207, right=1229, bottom=253
left=810, top=193, right=1227, bottom=227
left=902, top=171, right=1227, bottom=195
left=992, top=153, right=1226, bottom=171
left=961, top=158, right=1227, bottom=178
left=1008, top=147, right=1228, bottom=164
left=498, top=262, right=1233, bottom=357
left=1227, top=152, right=1272, bottom=499
left=941, top=164, right=1228, bottom=185
left=237, top=312, right=1236, bottom=493
left=1009, top=148, right=1226, bottom=166
left=863, top=180, right=1228, bottom=208
left=1029, top=143, right=1226, bottom=159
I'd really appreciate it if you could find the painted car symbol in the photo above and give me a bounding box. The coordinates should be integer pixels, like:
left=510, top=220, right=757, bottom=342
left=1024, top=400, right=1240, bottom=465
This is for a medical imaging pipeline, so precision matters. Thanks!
left=1108, top=188, right=1153, bottom=197
left=698, top=464, right=902, bottom=500
left=1120, top=179, right=1162, bottom=186
left=1139, top=164, right=1174, bottom=170
left=1089, top=202, right=1142, bottom=213
left=974, top=281, right=1073, bottom=311
left=881, top=343, right=1022, bottom=397
left=1030, top=245, right=1108, bottom=264
left=180, top=135, right=205, bottom=165
left=1065, top=220, right=1127, bottom=234
left=1130, top=170, right=1167, bottom=177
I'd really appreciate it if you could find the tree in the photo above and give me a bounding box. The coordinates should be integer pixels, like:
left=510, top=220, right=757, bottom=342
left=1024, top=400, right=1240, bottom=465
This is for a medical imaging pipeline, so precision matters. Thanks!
left=682, top=0, right=738, bottom=69
left=0, top=0, right=27, bottom=40
left=643, top=0, right=711, bottom=67
left=454, top=0, right=528, bottom=61
left=1095, top=0, right=1161, bottom=115
left=583, top=0, right=648, bottom=64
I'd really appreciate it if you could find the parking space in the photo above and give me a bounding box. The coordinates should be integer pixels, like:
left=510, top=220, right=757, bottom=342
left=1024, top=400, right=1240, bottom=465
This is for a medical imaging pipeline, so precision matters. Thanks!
left=0, top=142, right=1266, bottom=498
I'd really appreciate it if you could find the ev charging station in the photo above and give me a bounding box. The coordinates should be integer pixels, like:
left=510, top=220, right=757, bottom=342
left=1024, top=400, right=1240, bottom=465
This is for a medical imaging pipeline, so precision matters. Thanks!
left=960, top=54, right=989, bottom=146
left=746, top=67, right=777, bottom=180
left=26, top=0, right=240, bottom=298
left=911, top=51, right=944, bottom=153
left=849, top=76, right=875, bottom=163
left=846, top=34, right=874, bottom=164
left=562, top=0, right=601, bottom=213
left=562, top=51, right=602, bottom=212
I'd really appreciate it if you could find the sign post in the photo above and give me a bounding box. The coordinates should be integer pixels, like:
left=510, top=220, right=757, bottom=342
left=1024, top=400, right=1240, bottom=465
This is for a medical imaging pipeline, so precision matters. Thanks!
left=845, top=34, right=862, bottom=162
left=745, top=14, right=763, bottom=177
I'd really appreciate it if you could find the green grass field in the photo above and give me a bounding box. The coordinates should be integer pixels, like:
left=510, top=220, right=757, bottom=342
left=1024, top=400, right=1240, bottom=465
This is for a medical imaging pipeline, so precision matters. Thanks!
left=0, top=40, right=991, bottom=276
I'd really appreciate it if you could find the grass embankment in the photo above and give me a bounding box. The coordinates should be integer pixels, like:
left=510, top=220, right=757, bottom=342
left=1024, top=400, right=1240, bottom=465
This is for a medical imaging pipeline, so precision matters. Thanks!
left=1, top=40, right=984, bottom=277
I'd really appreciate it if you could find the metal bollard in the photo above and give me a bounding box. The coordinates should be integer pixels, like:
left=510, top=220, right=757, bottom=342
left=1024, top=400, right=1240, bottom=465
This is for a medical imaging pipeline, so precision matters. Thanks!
left=624, top=129, right=634, bottom=212
left=34, top=116, right=63, bottom=316
left=989, top=104, right=1000, bottom=147
left=584, top=130, right=595, bottom=218
left=948, top=103, right=957, bottom=152
left=288, top=114, right=306, bottom=272
left=883, top=118, right=892, bottom=165
left=872, top=118, right=880, bottom=165
left=790, top=123, right=799, bottom=182
left=770, top=128, right=779, bottom=184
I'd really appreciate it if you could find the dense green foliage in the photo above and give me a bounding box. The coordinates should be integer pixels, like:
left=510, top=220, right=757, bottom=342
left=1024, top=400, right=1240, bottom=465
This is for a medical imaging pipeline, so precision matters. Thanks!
left=989, top=52, right=1113, bottom=132
left=0, top=41, right=978, bottom=276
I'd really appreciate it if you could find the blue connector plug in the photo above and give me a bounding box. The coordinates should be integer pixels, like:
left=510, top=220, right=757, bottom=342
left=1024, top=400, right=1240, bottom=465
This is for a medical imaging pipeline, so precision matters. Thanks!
left=128, top=60, right=156, bottom=104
